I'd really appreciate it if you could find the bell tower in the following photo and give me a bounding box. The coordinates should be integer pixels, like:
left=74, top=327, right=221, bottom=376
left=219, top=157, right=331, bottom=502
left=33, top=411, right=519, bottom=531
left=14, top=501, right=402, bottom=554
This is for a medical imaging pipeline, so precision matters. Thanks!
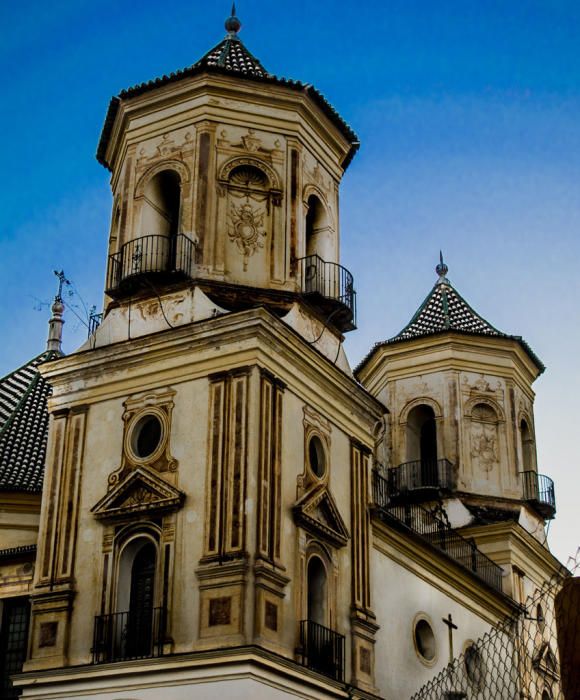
left=96, top=7, right=359, bottom=357
left=357, top=255, right=556, bottom=597
left=22, top=10, right=383, bottom=698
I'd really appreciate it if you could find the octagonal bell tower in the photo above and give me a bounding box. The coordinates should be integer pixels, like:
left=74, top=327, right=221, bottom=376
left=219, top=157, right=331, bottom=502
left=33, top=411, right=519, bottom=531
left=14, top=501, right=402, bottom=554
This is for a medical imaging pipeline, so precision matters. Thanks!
left=94, top=8, right=359, bottom=361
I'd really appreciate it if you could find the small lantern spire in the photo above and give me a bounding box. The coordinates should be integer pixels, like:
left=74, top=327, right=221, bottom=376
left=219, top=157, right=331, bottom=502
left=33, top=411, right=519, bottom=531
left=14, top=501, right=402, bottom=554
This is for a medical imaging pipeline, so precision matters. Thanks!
left=46, top=270, right=66, bottom=354
left=225, top=3, right=242, bottom=36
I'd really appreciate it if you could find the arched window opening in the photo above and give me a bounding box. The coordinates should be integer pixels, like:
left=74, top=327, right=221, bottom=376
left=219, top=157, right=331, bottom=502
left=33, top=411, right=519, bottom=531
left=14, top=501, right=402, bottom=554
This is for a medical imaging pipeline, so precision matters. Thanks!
left=307, top=555, right=327, bottom=626
left=520, top=419, right=535, bottom=472
left=406, top=404, right=438, bottom=487
left=142, top=170, right=181, bottom=238
left=116, top=538, right=157, bottom=660
left=305, top=195, right=331, bottom=260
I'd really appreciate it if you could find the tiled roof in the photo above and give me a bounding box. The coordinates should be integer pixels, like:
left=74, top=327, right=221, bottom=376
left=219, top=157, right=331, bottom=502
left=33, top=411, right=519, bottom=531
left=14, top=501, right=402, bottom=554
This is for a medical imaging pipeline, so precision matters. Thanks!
left=394, top=277, right=503, bottom=340
left=0, top=351, right=58, bottom=493
left=196, top=35, right=268, bottom=77
left=356, top=273, right=544, bottom=375
left=96, top=32, right=359, bottom=170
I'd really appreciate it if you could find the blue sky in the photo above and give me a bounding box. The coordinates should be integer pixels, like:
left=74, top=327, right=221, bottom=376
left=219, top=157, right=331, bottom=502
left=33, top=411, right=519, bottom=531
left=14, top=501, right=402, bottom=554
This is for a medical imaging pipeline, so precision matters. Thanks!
left=1, top=1, right=578, bottom=563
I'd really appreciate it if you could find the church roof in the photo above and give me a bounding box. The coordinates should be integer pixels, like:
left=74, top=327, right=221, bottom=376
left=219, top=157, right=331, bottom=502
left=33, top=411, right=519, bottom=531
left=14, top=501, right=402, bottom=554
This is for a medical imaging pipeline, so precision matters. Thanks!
left=0, top=351, right=58, bottom=493
left=96, top=10, right=359, bottom=170
left=356, top=257, right=545, bottom=375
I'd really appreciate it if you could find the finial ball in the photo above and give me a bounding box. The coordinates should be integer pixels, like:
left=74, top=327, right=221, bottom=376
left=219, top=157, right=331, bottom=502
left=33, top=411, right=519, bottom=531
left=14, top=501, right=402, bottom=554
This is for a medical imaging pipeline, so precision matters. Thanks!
left=436, top=250, right=449, bottom=279
left=225, top=4, right=241, bottom=34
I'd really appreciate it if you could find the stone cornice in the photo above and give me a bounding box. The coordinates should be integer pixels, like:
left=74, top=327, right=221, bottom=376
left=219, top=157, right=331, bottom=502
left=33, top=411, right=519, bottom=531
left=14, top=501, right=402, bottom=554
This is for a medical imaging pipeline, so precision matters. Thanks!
left=106, top=73, right=352, bottom=184
left=40, top=308, right=384, bottom=440
left=358, top=333, right=540, bottom=399
left=13, top=644, right=382, bottom=699
left=458, top=520, right=567, bottom=583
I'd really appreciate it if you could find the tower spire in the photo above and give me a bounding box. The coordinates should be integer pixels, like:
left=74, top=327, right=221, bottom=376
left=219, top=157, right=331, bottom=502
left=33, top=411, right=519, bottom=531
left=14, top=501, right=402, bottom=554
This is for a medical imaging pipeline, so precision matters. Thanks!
left=225, top=3, right=242, bottom=36
left=435, top=250, right=449, bottom=285
left=46, top=270, right=66, bottom=354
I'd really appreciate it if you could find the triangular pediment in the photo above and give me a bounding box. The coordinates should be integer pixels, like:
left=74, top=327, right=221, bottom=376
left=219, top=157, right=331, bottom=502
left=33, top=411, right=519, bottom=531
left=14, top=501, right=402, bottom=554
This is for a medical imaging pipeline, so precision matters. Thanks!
left=293, top=486, right=349, bottom=548
left=91, top=467, right=185, bottom=521
left=533, top=642, right=559, bottom=679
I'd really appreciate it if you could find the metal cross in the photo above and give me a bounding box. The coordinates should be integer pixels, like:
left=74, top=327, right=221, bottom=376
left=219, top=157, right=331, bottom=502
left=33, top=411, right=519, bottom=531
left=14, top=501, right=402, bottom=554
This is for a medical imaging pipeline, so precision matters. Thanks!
left=442, top=613, right=458, bottom=664
left=53, top=270, right=69, bottom=301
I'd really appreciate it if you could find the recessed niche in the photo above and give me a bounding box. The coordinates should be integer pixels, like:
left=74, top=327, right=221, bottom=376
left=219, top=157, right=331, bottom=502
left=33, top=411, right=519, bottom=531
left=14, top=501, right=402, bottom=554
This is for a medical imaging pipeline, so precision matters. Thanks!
left=465, top=643, right=485, bottom=687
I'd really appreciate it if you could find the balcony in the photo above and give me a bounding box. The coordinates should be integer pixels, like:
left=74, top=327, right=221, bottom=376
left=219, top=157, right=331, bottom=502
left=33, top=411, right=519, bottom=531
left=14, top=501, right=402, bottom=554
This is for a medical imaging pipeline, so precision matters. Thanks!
left=92, top=607, right=166, bottom=664
left=521, top=471, right=556, bottom=520
left=299, top=619, right=345, bottom=682
left=106, top=233, right=196, bottom=298
left=296, top=255, right=356, bottom=332
left=384, top=459, right=454, bottom=501
left=373, top=471, right=504, bottom=592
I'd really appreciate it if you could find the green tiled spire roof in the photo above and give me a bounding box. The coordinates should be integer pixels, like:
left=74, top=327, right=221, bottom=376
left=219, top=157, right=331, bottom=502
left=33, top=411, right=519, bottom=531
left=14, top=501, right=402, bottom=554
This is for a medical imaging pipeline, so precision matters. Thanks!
left=356, top=255, right=544, bottom=374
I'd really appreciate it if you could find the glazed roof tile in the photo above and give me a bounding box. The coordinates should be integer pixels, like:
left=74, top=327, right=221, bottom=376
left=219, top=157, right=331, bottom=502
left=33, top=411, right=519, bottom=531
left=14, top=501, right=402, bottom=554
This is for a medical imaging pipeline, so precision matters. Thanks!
left=0, top=351, right=58, bottom=493
left=356, top=271, right=544, bottom=375
left=97, top=32, right=359, bottom=170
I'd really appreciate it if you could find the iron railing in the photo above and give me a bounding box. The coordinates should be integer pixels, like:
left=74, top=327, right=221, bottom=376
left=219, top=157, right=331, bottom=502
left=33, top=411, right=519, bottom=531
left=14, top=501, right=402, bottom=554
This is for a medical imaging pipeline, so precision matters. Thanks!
left=373, top=471, right=503, bottom=592
left=387, top=458, right=454, bottom=496
left=299, top=619, right=345, bottom=682
left=92, top=606, right=165, bottom=664
left=106, top=233, right=196, bottom=295
left=296, top=255, right=356, bottom=328
left=521, top=471, right=556, bottom=519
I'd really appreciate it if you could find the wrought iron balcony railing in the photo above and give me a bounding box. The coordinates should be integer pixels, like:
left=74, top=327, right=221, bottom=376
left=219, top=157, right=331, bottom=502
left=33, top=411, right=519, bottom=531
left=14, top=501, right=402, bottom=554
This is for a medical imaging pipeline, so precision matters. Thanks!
left=373, top=471, right=504, bottom=592
left=386, top=458, right=454, bottom=498
left=521, top=471, right=556, bottom=520
left=299, top=619, right=345, bottom=682
left=106, top=233, right=196, bottom=297
left=296, top=255, right=356, bottom=331
left=92, top=606, right=165, bottom=664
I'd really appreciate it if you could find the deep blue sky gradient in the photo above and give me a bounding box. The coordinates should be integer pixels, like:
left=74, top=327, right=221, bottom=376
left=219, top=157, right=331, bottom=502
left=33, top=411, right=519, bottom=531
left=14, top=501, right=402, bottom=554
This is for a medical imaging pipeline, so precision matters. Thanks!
left=1, top=0, right=578, bottom=563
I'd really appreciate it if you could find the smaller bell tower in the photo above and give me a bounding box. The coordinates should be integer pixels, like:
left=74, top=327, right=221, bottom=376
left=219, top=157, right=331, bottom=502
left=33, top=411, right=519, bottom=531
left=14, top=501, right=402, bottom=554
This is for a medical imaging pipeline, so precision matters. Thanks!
left=357, top=255, right=555, bottom=564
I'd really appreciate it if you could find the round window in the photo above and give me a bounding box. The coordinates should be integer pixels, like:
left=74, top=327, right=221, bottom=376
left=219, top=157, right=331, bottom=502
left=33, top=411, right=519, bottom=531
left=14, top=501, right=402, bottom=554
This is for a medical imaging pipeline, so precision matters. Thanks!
left=465, top=644, right=485, bottom=686
left=414, top=619, right=436, bottom=662
left=308, top=435, right=327, bottom=478
left=131, top=414, right=163, bottom=459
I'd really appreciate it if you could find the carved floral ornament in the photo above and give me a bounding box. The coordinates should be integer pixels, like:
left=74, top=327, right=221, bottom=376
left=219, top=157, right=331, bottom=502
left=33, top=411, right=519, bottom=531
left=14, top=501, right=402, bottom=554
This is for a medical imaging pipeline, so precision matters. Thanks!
left=470, top=402, right=500, bottom=473
left=228, top=202, right=266, bottom=271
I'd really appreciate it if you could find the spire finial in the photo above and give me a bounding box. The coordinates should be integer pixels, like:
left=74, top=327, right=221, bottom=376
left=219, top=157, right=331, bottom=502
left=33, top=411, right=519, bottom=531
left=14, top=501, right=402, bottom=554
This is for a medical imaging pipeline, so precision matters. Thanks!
left=225, top=3, right=242, bottom=36
left=435, top=250, right=449, bottom=284
left=47, top=270, right=66, bottom=354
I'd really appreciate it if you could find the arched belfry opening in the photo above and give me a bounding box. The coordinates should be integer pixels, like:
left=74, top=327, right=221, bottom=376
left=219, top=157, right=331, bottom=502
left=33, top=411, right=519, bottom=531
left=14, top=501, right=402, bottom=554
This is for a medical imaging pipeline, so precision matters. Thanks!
left=307, top=555, right=328, bottom=626
left=406, top=404, right=438, bottom=487
left=141, top=170, right=181, bottom=238
left=406, top=405, right=437, bottom=464
left=520, top=418, right=535, bottom=472
left=305, top=194, right=331, bottom=260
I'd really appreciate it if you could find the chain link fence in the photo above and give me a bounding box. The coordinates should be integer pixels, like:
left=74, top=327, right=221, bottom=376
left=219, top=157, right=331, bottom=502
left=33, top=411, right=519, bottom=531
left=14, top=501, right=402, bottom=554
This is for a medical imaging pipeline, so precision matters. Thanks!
left=410, top=548, right=580, bottom=700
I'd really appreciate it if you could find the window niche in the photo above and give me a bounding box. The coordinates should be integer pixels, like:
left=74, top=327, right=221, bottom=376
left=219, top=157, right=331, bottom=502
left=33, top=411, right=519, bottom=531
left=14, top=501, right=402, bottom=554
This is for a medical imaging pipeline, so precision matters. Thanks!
left=217, top=157, right=281, bottom=278
left=108, top=389, right=177, bottom=489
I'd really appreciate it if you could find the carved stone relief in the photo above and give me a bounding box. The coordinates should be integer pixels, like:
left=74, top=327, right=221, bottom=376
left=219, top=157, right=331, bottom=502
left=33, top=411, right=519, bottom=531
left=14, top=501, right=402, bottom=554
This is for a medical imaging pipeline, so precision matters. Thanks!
left=470, top=404, right=499, bottom=473
left=228, top=201, right=266, bottom=270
